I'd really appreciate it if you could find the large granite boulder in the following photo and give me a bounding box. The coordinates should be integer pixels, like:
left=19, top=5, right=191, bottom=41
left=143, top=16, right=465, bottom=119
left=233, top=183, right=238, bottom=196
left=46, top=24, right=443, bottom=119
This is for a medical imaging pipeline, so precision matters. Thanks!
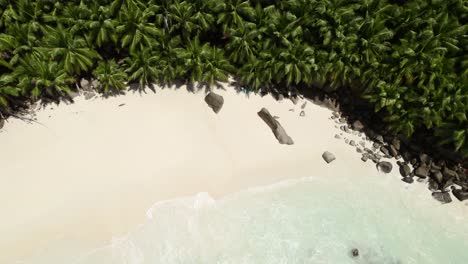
left=204, top=92, right=224, bottom=114
left=258, top=108, right=294, bottom=145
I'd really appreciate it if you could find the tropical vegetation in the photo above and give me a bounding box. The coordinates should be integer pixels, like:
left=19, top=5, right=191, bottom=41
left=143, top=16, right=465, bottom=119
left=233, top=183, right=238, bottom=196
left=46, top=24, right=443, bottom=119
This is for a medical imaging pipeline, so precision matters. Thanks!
left=0, top=0, right=466, bottom=156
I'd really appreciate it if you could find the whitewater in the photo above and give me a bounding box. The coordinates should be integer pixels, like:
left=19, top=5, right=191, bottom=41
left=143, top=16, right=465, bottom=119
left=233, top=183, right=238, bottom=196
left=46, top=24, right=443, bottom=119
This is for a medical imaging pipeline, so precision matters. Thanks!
left=23, top=175, right=468, bottom=264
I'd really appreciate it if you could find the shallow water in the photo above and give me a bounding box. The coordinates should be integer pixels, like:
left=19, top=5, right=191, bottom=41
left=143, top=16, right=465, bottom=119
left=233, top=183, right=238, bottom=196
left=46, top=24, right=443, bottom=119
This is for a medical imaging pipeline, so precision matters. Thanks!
left=23, top=176, right=468, bottom=264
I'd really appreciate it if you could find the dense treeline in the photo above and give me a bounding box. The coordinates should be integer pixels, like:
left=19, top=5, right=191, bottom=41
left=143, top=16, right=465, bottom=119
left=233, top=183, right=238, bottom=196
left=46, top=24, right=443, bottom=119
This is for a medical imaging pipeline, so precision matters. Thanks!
left=0, top=0, right=467, bottom=155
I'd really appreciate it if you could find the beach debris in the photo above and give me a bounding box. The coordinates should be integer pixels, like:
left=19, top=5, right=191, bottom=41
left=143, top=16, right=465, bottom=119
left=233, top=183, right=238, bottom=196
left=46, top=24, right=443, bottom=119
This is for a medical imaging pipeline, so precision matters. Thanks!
left=322, top=151, right=336, bottom=163
left=118, top=103, right=126, bottom=107
left=258, top=108, right=294, bottom=145
left=399, top=163, right=411, bottom=177
left=432, top=192, right=452, bottom=204
left=402, top=176, right=414, bottom=184
left=351, top=248, right=359, bottom=257
left=204, top=92, right=224, bottom=114
left=414, top=165, right=429, bottom=178
left=352, top=120, right=364, bottom=131
left=377, top=161, right=393, bottom=173
left=453, top=189, right=468, bottom=201
left=299, top=110, right=305, bottom=117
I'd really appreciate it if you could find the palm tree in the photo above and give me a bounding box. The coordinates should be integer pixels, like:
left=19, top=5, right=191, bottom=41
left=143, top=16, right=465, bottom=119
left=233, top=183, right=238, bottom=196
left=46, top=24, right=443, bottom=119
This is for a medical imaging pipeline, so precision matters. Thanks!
left=124, top=48, right=160, bottom=88
left=275, top=43, right=318, bottom=85
left=13, top=52, right=74, bottom=99
left=216, top=0, right=255, bottom=35
left=116, top=1, right=162, bottom=54
left=93, top=59, right=127, bottom=93
left=85, top=4, right=118, bottom=48
left=39, top=24, right=101, bottom=75
left=226, top=21, right=258, bottom=63
left=0, top=73, right=20, bottom=108
left=0, top=23, right=40, bottom=65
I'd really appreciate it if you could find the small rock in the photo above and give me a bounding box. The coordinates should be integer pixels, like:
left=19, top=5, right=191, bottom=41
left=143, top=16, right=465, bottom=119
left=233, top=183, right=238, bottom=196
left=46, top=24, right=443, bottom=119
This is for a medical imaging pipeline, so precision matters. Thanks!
left=391, top=138, right=401, bottom=150
left=373, top=142, right=381, bottom=149
left=334, top=134, right=341, bottom=139
left=359, top=141, right=365, bottom=147
left=273, top=116, right=280, bottom=119
left=428, top=179, right=439, bottom=191
left=349, top=140, right=356, bottom=146
left=301, top=102, right=307, bottom=109
left=453, top=189, right=468, bottom=201
left=443, top=167, right=459, bottom=180
left=339, top=117, right=347, bottom=124
left=375, top=135, right=384, bottom=144
left=84, top=91, right=95, bottom=100
left=289, top=109, right=294, bottom=112
left=322, top=151, right=336, bottom=164
left=432, top=192, right=452, bottom=204
left=389, top=145, right=398, bottom=157
left=432, top=171, right=444, bottom=184
left=356, top=148, right=363, bottom=153
left=351, top=248, right=359, bottom=257
left=118, top=103, right=126, bottom=107
left=402, top=177, right=414, bottom=184
left=441, top=179, right=454, bottom=191
left=299, top=111, right=305, bottom=117
left=290, top=96, right=299, bottom=105
left=399, top=163, right=412, bottom=177
left=204, top=92, right=224, bottom=113
left=377, top=161, right=393, bottom=173
left=380, top=146, right=390, bottom=156
left=414, top=165, right=429, bottom=178
left=352, top=120, right=364, bottom=131
left=345, top=139, right=350, bottom=144
left=419, top=153, right=431, bottom=165
left=361, top=155, right=368, bottom=162
left=79, top=78, right=92, bottom=90
left=332, top=112, right=340, bottom=118
left=0, top=119, right=4, bottom=129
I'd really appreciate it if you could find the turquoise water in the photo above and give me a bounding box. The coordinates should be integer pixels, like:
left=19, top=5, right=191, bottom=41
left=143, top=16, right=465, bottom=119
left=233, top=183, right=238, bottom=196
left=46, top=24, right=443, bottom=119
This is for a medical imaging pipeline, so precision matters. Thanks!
left=26, top=177, right=468, bottom=264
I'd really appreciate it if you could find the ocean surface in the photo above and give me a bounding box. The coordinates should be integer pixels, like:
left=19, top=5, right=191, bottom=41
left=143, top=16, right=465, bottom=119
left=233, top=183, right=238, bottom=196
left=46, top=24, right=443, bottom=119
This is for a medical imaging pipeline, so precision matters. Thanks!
left=22, top=176, right=468, bottom=264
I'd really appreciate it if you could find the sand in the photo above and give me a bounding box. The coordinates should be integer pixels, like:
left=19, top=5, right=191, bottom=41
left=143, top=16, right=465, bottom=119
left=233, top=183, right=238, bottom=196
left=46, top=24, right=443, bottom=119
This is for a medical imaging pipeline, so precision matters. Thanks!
left=0, top=82, right=467, bottom=263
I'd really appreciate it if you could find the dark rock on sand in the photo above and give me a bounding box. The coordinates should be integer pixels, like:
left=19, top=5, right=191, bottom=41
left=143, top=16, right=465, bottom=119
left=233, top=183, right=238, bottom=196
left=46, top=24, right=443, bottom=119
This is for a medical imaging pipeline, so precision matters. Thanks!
left=389, top=145, right=398, bottom=157
left=300, top=110, right=305, bottom=117
left=399, top=163, right=411, bottom=177
left=349, top=140, right=356, bottom=146
left=352, top=120, right=364, bottom=131
left=377, top=161, right=393, bottom=173
left=441, top=179, right=454, bottom=191
left=453, top=189, right=468, bottom=201
left=443, top=167, right=458, bottom=180
left=380, top=146, right=390, bottom=156
left=391, top=138, right=401, bottom=150
left=0, top=118, right=4, bottom=129
left=322, top=151, right=336, bottom=164
left=414, top=165, right=429, bottom=178
left=428, top=179, right=439, bottom=192
left=334, top=134, right=341, bottom=139
left=402, top=176, right=414, bottom=184
left=351, top=248, right=359, bottom=257
left=432, top=171, right=444, bottom=184
left=375, top=135, right=384, bottom=144
left=205, top=92, right=224, bottom=114
left=258, top=108, right=294, bottom=145
left=301, top=101, right=307, bottom=109
left=432, top=192, right=452, bottom=204
left=373, top=142, right=381, bottom=149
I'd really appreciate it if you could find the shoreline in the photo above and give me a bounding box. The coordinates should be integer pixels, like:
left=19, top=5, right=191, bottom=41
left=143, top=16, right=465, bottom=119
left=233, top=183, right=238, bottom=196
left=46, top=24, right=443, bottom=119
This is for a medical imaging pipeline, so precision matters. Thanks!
left=1, top=83, right=467, bottom=263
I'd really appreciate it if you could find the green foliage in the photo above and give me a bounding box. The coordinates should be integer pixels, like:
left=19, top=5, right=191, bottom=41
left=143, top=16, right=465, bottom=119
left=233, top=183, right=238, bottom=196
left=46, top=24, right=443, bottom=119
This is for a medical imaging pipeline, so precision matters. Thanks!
left=0, top=0, right=466, bottom=156
left=93, top=60, right=127, bottom=93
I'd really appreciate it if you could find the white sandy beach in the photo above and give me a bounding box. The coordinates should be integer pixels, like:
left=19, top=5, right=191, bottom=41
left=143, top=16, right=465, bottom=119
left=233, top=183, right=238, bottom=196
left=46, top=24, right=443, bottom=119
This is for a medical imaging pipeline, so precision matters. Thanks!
left=0, top=83, right=467, bottom=263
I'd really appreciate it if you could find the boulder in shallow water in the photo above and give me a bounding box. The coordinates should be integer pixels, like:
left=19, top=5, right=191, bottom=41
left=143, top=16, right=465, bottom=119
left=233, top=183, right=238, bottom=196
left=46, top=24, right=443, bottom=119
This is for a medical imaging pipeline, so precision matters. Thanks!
left=432, top=192, right=452, bottom=204
left=204, top=92, right=224, bottom=114
left=453, top=189, right=468, bottom=201
left=322, top=151, right=336, bottom=164
left=258, top=108, right=294, bottom=145
left=377, top=161, right=393, bottom=173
